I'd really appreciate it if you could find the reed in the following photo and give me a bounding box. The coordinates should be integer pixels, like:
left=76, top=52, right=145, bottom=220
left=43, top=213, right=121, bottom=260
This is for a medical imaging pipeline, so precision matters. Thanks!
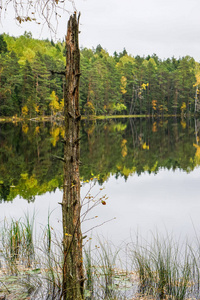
left=22, top=213, right=35, bottom=267
left=38, top=213, right=63, bottom=298
left=129, top=233, right=196, bottom=299
left=83, top=237, right=133, bottom=300
left=1, top=216, right=200, bottom=299
left=84, top=241, right=95, bottom=299
left=95, top=238, right=119, bottom=299
left=1, top=218, right=23, bottom=274
left=0, top=215, right=63, bottom=299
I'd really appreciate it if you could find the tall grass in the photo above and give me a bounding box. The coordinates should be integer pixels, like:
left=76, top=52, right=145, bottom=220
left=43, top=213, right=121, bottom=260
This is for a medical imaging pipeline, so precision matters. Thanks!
left=0, top=216, right=41, bottom=299
left=0, top=214, right=62, bottom=299
left=84, top=237, right=134, bottom=299
left=1, top=218, right=24, bottom=274
left=129, top=233, right=199, bottom=299
left=94, top=238, right=120, bottom=299
left=83, top=233, right=200, bottom=299
left=23, top=213, right=35, bottom=267
left=38, top=213, right=63, bottom=299
left=1, top=215, right=35, bottom=270
left=1, top=217, right=200, bottom=299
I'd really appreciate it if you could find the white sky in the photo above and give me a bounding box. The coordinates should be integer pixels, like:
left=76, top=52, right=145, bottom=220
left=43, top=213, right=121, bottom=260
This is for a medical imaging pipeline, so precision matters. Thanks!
left=0, top=0, right=200, bottom=61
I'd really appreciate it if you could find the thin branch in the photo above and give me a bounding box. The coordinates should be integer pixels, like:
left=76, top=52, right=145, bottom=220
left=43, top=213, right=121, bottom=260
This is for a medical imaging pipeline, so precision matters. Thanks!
left=0, top=0, right=75, bottom=33
left=83, top=218, right=116, bottom=235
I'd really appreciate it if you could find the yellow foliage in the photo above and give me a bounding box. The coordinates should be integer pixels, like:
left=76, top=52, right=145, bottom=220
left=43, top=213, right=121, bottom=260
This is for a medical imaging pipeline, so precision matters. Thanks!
left=116, top=164, right=122, bottom=170
left=193, top=75, right=200, bottom=87
left=141, top=83, right=149, bottom=90
left=50, top=127, right=60, bottom=147
left=27, top=176, right=38, bottom=189
left=181, top=120, right=186, bottom=129
left=60, top=127, right=65, bottom=139
left=119, top=54, right=135, bottom=66
left=21, top=105, right=28, bottom=117
left=193, top=143, right=200, bottom=150
left=49, top=91, right=60, bottom=113
left=142, top=142, right=149, bottom=150
left=152, top=122, right=157, bottom=132
left=121, top=146, right=127, bottom=157
left=34, top=126, right=40, bottom=135
left=142, top=60, right=148, bottom=68
left=121, top=139, right=127, bottom=147
left=193, top=143, right=200, bottom=165
left=112, top=103, right=127, bottom=113
left=87, top=124, right=95, bottom=135
left=194, top=63, right=200, bottom=87
left=120, top=76, right=127, bottom=94
left=116, top=54, right=135, bottom=71
left=151, top=161, right=158, bottom=172
left=19, top=48, right=35, bottom=64
left=148, top=58, right=157, bottom=68
left=21, top=173, right=28, bottom=180
left=60, top=98, right=64, bottom=111
left=22, top=124, right=29, bottom=134
left=181, top=102, right=186, bottom=112
left=121, top=139, right=127, bottom=157
left=112, top=123, right=127, bottom=132
left=35, top=105, right=40, bottom=113
left=152, top=100, right=157, bottom=110
left=122, top=166, right=133, bottom=177
left=83, top=101, right=96, bottom=115
left=143, top=165, right=149, bottom=171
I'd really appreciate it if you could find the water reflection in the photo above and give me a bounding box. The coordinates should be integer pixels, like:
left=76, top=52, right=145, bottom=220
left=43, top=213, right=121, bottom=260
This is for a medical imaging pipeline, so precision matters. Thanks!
left=1, top=118, right=200, bottom=202
left=82, top=169, right=200, bottom=243
left=0, top=118, right=200, bottom=242
left=0, top=122, right=64, bottom=202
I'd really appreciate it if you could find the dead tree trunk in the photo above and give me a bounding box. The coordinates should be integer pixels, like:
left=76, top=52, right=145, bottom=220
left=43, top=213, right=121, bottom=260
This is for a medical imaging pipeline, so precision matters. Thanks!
left=62, top=13, right=84, bottom=300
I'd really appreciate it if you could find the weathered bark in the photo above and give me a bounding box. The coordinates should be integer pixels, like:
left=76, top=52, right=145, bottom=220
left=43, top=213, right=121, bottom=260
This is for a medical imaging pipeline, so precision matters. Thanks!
left=62, top=13, right=84, bottom=300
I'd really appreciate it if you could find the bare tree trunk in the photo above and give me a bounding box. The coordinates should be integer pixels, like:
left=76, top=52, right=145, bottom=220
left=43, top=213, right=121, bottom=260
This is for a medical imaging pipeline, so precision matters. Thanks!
left=62, top=13, right=84, bottom=300
left=195, top=85, right=198, bottom=113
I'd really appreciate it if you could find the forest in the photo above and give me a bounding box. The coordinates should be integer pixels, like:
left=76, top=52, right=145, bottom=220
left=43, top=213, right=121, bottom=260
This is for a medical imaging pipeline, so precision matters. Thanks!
left=0, top=32, right=200, bottom=117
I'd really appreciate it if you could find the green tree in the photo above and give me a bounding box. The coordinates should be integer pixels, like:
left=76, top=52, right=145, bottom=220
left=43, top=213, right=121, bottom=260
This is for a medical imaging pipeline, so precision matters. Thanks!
left=32, top=53, right=50, bottom=115
left=0, top=51, right=22, bottom=116
left=176, top=56, right=196, bottom=114
left=20, top=60, right=35, bottom=116
left=0, top=35, right=8, bottom=53
left=116, top=54, right=136, bottom=114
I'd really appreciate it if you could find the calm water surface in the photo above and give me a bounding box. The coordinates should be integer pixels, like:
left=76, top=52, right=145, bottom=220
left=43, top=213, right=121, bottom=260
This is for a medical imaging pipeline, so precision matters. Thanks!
left=1, top=118, right=200, bottom=244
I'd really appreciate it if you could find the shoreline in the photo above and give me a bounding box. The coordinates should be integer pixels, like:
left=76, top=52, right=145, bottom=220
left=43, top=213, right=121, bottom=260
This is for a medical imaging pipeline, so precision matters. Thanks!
left=0, top=113, right=187, bottom=123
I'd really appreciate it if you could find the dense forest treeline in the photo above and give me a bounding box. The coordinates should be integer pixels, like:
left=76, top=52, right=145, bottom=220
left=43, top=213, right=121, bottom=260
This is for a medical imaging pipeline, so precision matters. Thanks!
left=0, top=33, right=200, bottom=117
left=1, top=118, right=200, bottom=201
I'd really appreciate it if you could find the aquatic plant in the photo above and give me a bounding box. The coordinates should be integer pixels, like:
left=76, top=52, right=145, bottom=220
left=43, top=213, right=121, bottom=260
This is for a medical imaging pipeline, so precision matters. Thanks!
left=1, top=216, right=200, bottom=299
left=129, top=233, right=196, bottom=299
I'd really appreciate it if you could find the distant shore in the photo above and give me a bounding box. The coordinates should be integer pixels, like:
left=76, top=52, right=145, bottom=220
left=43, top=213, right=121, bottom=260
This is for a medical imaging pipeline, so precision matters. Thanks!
left=0, top=114, right=188, bottom=123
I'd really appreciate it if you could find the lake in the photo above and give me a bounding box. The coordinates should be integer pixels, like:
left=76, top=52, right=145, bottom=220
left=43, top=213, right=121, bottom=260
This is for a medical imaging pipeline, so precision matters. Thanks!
left=1, top=117, right=200, bottom=246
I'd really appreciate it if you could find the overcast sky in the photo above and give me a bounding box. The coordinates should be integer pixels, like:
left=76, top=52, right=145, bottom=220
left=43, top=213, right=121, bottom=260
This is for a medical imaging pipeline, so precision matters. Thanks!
left=1, top=0, right=200, bottom=61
